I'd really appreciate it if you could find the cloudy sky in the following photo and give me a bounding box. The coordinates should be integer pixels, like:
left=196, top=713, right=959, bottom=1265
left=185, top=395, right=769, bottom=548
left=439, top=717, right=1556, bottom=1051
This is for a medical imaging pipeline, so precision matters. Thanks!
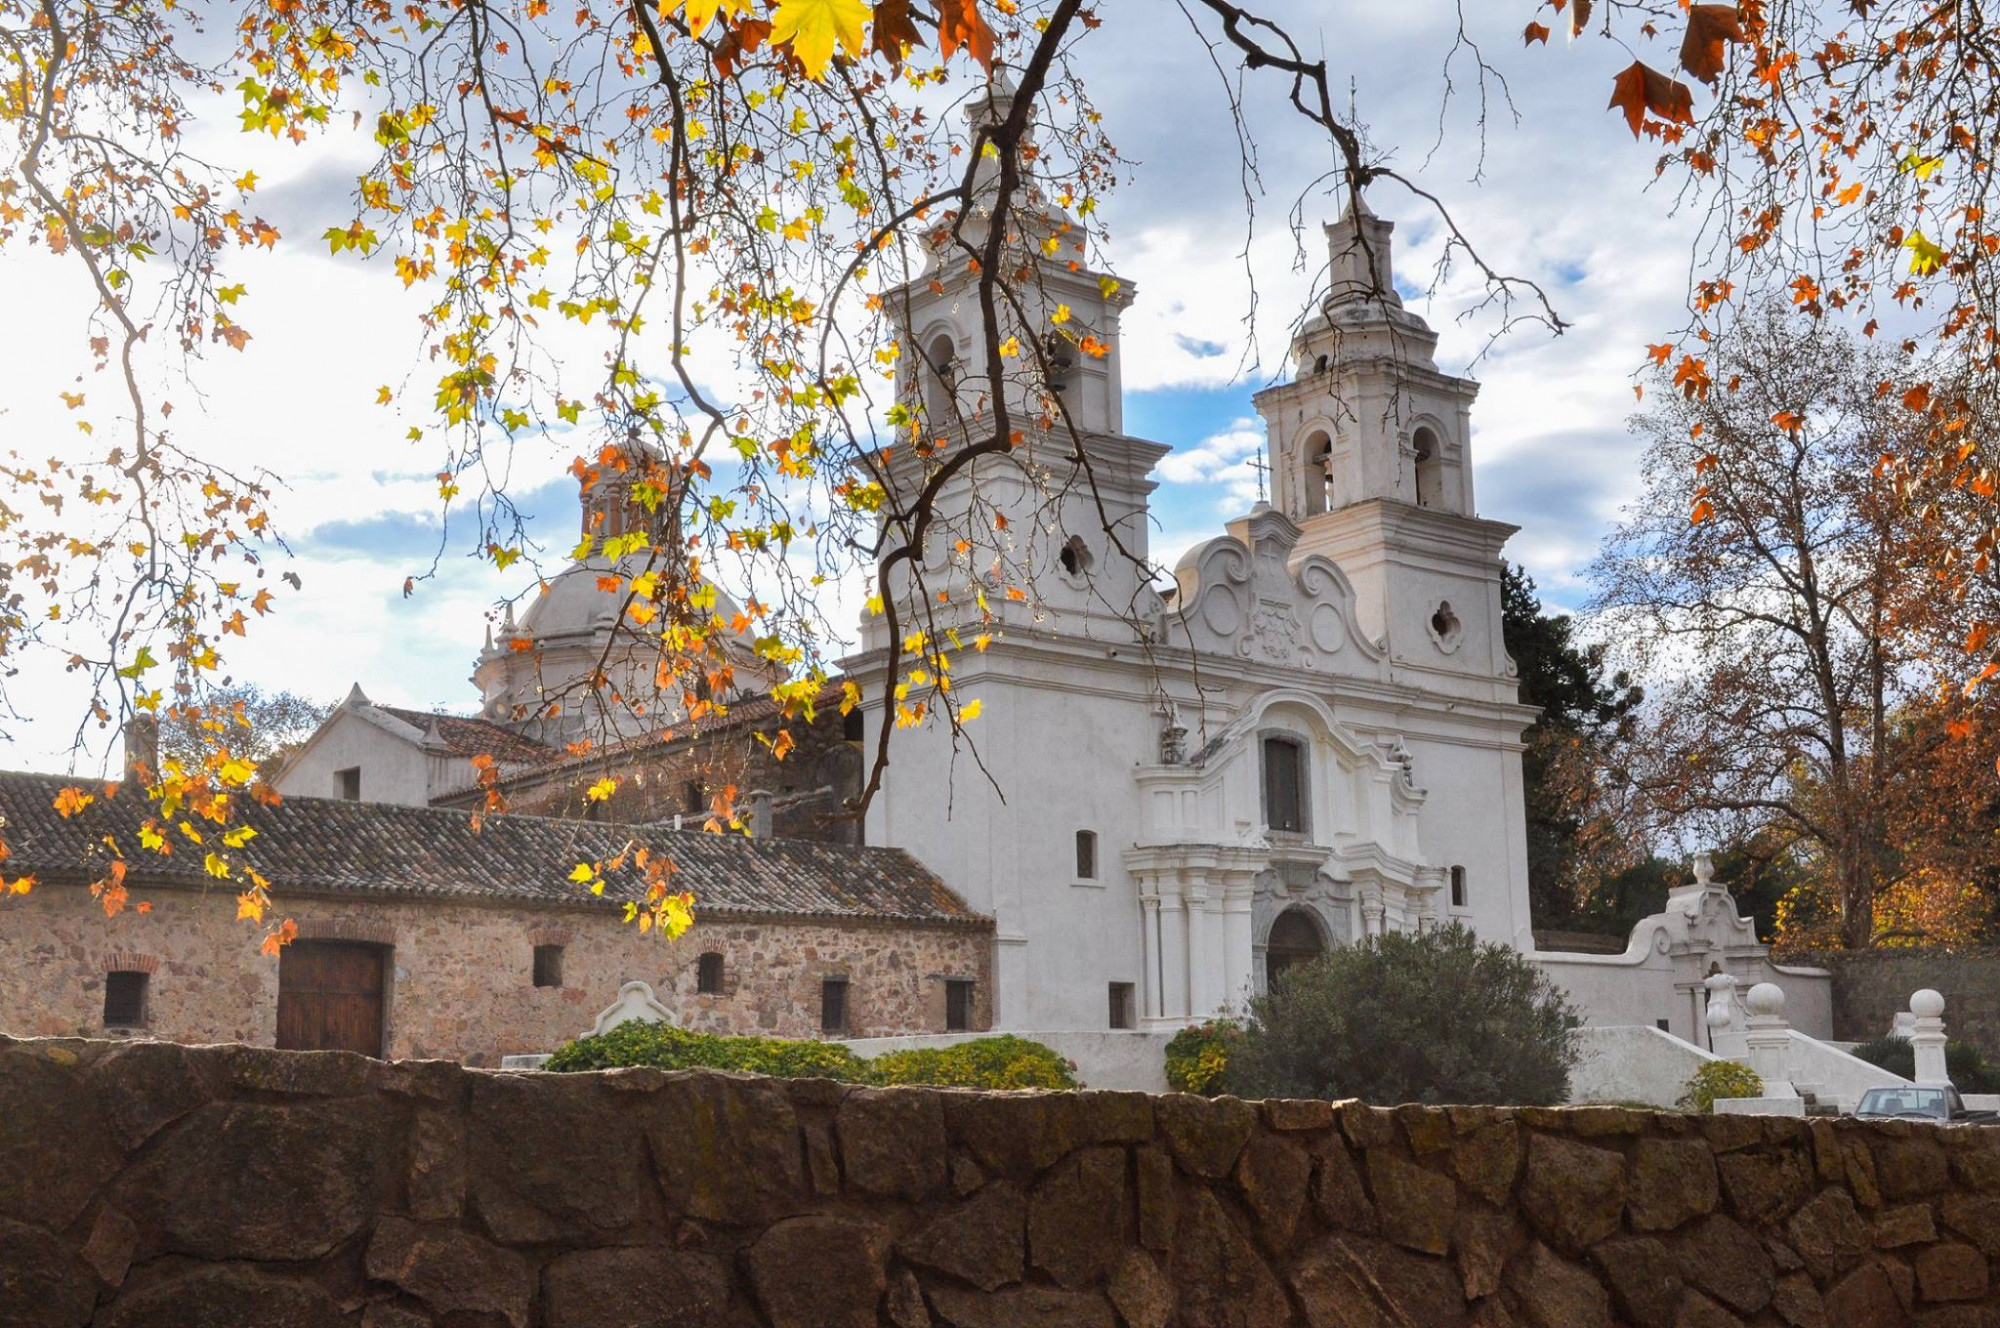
left=0, top=1, right=1704, bottom=771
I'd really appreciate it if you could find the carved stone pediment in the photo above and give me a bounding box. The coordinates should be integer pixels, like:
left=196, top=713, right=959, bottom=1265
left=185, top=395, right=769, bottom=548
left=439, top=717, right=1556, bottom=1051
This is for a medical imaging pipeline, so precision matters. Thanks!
left=1167, top=505, right=1382, bottom=671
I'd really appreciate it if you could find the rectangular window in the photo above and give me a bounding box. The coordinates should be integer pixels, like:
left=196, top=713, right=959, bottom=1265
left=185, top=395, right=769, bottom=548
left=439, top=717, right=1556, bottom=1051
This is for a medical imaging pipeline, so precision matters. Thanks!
left=1450, top=865, right=1467, bottom=909
left=336, top=767, right=361, bottom=801
left=945, top=979, right=974, bottom=1032
left=1262, top=737, right=1304, bottom=833
left=103, top=970, right=148, bottom=1027
left=821, top=977, right=849, bottom=1034
left=697, top=952, right=725, bottom=995
left=532, top=944, right=564, bottom=989
left=1108, top=981, right=1136, bottom=1030
left=1656, top=1018, right=1671, bottom=1032
left=683, top=780, right=707, bottom=815
left=1074, top=830, right=1097, bottom=881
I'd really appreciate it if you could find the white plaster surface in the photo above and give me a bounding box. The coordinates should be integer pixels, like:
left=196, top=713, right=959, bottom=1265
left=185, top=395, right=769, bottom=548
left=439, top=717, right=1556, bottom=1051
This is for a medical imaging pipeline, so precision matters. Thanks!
left=1566, top=1024, right=1721, bottom=1108
left=838, top=1030, right=1176, bottom=1093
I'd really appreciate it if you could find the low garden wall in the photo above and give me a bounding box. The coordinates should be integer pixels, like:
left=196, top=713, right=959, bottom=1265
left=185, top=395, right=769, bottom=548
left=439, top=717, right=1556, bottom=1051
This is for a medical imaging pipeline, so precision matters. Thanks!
left=9, top=1033, right=2000, bottom=1327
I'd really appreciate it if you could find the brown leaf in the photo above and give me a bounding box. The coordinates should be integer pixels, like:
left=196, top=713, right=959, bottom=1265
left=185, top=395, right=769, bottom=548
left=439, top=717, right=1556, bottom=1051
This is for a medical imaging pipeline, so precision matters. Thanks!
left=1523, top=21, right=1551, bottom=45
left=1608, top=60, right=1694, bottom=137
left=1679, top=4, right=1746, bottom=85
left=713, top=17, right=773, bottom=78
left=872, top=0, right=923, bottom=65
left=1568, top=0, right=1593, bottom=38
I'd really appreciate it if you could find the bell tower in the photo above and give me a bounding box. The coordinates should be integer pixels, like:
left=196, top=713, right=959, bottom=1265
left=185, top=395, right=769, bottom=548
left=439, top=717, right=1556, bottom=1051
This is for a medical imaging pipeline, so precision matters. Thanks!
left=1252, top=194, right=1516, bottom=693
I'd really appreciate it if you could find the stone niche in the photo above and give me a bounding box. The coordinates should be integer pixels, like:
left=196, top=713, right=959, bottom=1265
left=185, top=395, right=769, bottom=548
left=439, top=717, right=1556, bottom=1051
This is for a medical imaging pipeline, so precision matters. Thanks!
left=7, top=1033, right=2000, bottom=1328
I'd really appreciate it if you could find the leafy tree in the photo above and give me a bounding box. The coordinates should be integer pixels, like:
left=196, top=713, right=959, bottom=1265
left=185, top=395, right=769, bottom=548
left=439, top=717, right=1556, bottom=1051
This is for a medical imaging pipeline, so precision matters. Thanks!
left=1591, top=302, right=2000, bottom=950
left=1502, top=564, right=1641, bottom=929
left=157, top=685, right=331, bottom=770
left=1226, top=923, right=1582, bottom=1106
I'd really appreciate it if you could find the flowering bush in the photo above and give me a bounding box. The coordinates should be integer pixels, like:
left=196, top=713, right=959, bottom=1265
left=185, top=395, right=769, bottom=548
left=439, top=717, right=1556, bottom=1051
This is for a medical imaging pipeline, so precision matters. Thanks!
left=867, top=1035, right=1078, bottom=1090
left=1678, top=1060, right=1764, bottom=1113
left=1165, top=1020, right=1241, bottom=1097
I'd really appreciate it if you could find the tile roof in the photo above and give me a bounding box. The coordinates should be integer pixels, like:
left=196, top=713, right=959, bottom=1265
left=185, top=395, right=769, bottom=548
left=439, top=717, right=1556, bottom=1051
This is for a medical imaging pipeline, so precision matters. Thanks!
left=0, top=770, right=985, bottom=928
left=444, top=694, right=787, bottom=799
left=374, top=706, right=558, bottom=767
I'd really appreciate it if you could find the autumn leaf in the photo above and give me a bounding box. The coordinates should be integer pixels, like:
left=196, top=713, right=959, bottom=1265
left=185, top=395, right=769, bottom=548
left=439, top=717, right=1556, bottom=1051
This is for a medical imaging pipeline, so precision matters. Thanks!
left=1563, top=0, right=1593, bottom=39
left=1904, top=230, right=1947, bottom=276
left=936, top=0, right=995, bottom=73
left=1608, top=61, right=1694, bottom=137
left=712, top=18, right=773, bottom=76
left=259, top=918, right=299, bottom=956
left=1523, top=21, right=1551, bottom=45
left=1772, top=410, right=1806, bottom=435
left=237, top=890, right=265, bottom=922
left=1679, top=4, right=1746, bottom=85
left=1904, top=383, right=1934, bottom=413
left=767, top=0, right=869, bottom=79
left=960, top=698, right=983, bottom=722
left=586, top=776, right=618, bottom=802
left=663, top=0, right=752, bottom=38
left=1690, top=497, right=1715, bottom=524
left=871, top=0, right=923, bottom=63
left=53, top=787, right=94, bottom=818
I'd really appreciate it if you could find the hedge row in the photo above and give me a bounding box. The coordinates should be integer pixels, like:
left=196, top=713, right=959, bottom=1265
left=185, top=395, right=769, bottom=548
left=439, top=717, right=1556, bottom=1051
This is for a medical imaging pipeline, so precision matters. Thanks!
left=544, top=1023, right=1078, bottom=1090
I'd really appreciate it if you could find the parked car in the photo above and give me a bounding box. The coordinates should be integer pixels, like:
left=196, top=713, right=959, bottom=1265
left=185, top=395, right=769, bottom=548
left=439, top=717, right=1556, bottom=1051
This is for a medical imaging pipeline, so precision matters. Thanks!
left=1853, top=1085, right=1999, bottom=1123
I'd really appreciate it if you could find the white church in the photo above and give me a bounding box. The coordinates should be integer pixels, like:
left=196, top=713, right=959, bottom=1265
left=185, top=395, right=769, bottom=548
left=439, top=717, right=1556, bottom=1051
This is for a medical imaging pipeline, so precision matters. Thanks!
left=279, top=84, right=1868, bottom=1100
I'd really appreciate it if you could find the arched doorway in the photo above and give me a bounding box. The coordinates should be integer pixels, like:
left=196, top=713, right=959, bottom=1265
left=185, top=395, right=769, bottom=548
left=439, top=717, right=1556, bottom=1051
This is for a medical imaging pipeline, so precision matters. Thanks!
left=1265, top=907, right=1326, bottom=992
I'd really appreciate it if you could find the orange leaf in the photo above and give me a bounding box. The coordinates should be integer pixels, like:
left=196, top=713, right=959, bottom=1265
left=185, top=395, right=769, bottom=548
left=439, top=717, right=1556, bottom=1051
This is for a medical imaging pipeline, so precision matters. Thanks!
left=1903, top=382, right=1933, bottom=413
left=1966, top=621, right=1992, bottom=654
left=1523, top=21, right=1551, bottom=44
left=1565, top=0, right=1593, bottom=38
left=1679, top=4, right=1746, bottom=85
left=936, top=0, right=994, bottom=73
left=260, top=918, right=299, bottom=956
left=1608, top=61, right=1694, bottom=138
left=1772, top=410, right=1806, bottom=435
left=1690, top=497, right=1715, bottom=525
left=871, top=0, right=923, bottom=64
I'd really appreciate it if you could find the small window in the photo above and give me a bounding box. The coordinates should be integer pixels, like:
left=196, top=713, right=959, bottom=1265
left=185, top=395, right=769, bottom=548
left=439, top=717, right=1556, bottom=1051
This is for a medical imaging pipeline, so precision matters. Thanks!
left=337, top=767, right=361, bottom=801
left=821, top=977, right=850, bottom=1034
left=103, top=970, right=148, bottom=1027
left=1262, top=736, right=1305, bottom=834
left=945, top=978, right=974, bottom=1032
left=1656, top=1018, right=1671, bottom=1032
left=683, top=780, right=706, bottom=815
left=697, top=951, right=725, bottom=995
left=1074, top=829, right=1098, bottom=881
left=1108, top=981, right=1136, bottom=1030
left=1057, top=534, right=1092, bottom=577
left=1450, top=865, right=1467, bottom=909
left=842, top=707, right=865, bottom=742
left=532, top=944, right=564, bottom=989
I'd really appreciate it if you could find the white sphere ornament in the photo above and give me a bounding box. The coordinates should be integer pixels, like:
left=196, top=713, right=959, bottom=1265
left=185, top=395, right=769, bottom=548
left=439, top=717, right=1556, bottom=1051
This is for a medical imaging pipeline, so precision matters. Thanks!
left=1746, top=983, right=1786, bottom=1017
left=1911, top=989, right=1946, bottom=1019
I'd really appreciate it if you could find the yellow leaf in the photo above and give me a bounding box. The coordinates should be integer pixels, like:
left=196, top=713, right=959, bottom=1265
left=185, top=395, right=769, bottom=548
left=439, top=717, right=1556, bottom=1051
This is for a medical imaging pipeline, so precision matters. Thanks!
left=203, top=851, right=231, bottom=880
left=53, top=787, right=94, bottom=818
left=569, top=862, right=598, bottom=883
left=236, top=890, right=265, bottom=921
left=662, top=0, right=751, bottom=38
left=998, top=335, right=1021, bottom=357
left=768, top=0, right=870, bottom=78
left=839, top=679, right=862, bottom=716
left=1904, top=230, right=1947, bottom=276
left=376, top=385, right=392, bottom=405
left=586, top=777, right=618, bottom=802
left=960, top=698, right=983, bottom=722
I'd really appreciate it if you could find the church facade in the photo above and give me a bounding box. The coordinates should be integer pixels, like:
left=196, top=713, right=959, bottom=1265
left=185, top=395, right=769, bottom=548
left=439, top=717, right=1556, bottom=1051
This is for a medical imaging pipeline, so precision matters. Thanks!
left=845, top=187, right=1537, bottom=1033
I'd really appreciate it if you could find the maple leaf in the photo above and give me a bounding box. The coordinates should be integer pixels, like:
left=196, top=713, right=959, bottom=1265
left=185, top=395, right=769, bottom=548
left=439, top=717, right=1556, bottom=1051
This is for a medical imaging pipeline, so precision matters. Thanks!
left=53, top=786, right=94, bottom=818
left=960, top=698, right=983, bottom=722
left=664, top=0, right=752, bottom=38
left=872, top=0, right=924, bottom=64
left=712, top=18, right=773, bottom=77
left=259, top=918, right=298, bottom=956
left=768, top=0, right=869, bottom=79
left=1608, top=61, right=1694, bottom=137
left=1679, top=4, right=1746, bottom=85
left=237, top=891, right=264, bottom=922
left=1772, top=410, right=1806, bottom=435
left=1904, top=230, right=1947, bottom=276
left=936, top=0, right=995, bottom=72
left=1564, top=0, right=1593, bottom=39
left=586, top=776, right=618, bottom=802
left=1523, top=22, right=1551, bottom=45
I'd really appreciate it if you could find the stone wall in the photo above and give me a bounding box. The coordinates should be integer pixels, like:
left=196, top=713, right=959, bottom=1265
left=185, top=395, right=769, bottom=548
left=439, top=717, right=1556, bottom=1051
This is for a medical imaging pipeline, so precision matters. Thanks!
left=0, top=883, right=990, bottom=1062
left=1817, top=948, right=2000, bottom=1059
left=12, top=1035, right=2000, bottom=1328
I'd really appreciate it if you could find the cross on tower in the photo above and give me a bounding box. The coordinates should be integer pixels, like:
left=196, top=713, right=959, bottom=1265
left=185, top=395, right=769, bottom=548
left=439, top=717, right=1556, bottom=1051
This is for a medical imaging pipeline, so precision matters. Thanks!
left=1247, top=452, right=1270, bottom=504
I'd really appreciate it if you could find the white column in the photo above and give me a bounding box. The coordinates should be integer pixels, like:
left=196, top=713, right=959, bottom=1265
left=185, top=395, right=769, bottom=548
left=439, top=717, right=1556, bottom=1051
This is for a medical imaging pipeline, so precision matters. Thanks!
left=1139, top=890, right=1163, bottom=1020
left=1743, top=983, right=1797, bottom=1098
left=1221, top=877, right=1254, bottom=1013
left=1910, top=989, right=1951, bottom=1084
left=1186, top=881, right=1215, bottom=1016
left=1158, top=894, right=1190, bottom=1021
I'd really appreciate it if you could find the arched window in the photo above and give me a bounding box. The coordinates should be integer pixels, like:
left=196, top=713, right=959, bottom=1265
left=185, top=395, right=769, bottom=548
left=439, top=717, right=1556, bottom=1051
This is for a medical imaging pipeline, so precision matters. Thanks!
left=1413, top=427, right=1443, bottom=509
left=924, top=334, right=957, bottom=420
left=697, top=951, right=725, bottom=994
left=1074, top=830, right=1098, bottom=881
left=1262, top=735, right=1306, bottom=834
left=1301, top=432, right=1333, bottom=516
left=1265, top=907, right=1326, bottom=990
left=1057, top=534, right=1092, bottom=578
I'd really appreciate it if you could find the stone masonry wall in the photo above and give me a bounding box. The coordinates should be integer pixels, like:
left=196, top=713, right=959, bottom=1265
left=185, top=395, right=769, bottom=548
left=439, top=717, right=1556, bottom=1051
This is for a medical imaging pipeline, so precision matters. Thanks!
left=0, top=883, right=990, bottom=1062
left=1816, top=948, right=2000, bottom=1060
left=11, top=1035, right=2000, bottom=1328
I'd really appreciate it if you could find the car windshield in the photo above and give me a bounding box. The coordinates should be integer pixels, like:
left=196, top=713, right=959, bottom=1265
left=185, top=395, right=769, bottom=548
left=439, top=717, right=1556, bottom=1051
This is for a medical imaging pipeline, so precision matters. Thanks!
left=1861, top=1088, right=1948, bottom=1114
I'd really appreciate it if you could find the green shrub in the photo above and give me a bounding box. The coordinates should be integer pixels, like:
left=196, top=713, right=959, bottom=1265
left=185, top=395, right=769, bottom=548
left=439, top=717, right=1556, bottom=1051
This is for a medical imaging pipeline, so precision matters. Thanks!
left=1225, top=923, right=1583, bottom=1106
left=1164, top=1020, right=1240, bottom=1096
left=1678, top=1059, right=1763, bottom=1113
left=544, top=1022, right=871, bottom=1080
left=545, top=1024, right=1076, bottom=1090
left=1850, top=1034, right=2000, bottom=1093
left=866, top=1035, right=1078, bottom=1090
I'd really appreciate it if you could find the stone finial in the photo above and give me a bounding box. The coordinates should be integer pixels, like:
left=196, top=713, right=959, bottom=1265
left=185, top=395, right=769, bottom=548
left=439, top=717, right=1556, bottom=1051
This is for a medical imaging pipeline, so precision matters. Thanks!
left=1743, top=982, right=1797, bottom=1097
left=1910, top=989, right=1950, bottom=1085
left=586, top=980, right=675, bottom=1038
left=1693, top=851, right=1716, bottom=887
left=344, top=682, right=371, bottom=708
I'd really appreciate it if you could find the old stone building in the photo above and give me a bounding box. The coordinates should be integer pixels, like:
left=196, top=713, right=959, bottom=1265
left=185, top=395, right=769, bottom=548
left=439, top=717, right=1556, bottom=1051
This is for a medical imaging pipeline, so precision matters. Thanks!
left=0, top=772, right=988, bottom=1063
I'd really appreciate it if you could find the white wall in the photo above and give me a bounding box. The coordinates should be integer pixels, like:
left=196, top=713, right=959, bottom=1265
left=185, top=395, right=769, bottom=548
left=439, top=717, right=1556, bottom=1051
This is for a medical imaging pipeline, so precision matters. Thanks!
left=275, top=708, right=436, bottom=806
left=1567, top=1025, right=1721, bottom=1108
left=1534, top=946, right=1834, bottom=1045
left=839, top=1030, right=1174, bottom=1093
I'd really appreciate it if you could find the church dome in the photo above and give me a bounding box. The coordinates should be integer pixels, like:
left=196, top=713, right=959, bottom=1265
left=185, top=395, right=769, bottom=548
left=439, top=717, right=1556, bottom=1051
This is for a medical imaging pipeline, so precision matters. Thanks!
left=515, top=553, right=748, bottom=646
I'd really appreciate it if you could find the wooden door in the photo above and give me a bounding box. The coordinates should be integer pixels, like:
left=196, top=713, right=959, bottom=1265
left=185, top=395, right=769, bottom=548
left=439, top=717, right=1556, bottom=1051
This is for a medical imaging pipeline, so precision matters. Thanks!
left=276, top=941, right=386, bottom=1056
